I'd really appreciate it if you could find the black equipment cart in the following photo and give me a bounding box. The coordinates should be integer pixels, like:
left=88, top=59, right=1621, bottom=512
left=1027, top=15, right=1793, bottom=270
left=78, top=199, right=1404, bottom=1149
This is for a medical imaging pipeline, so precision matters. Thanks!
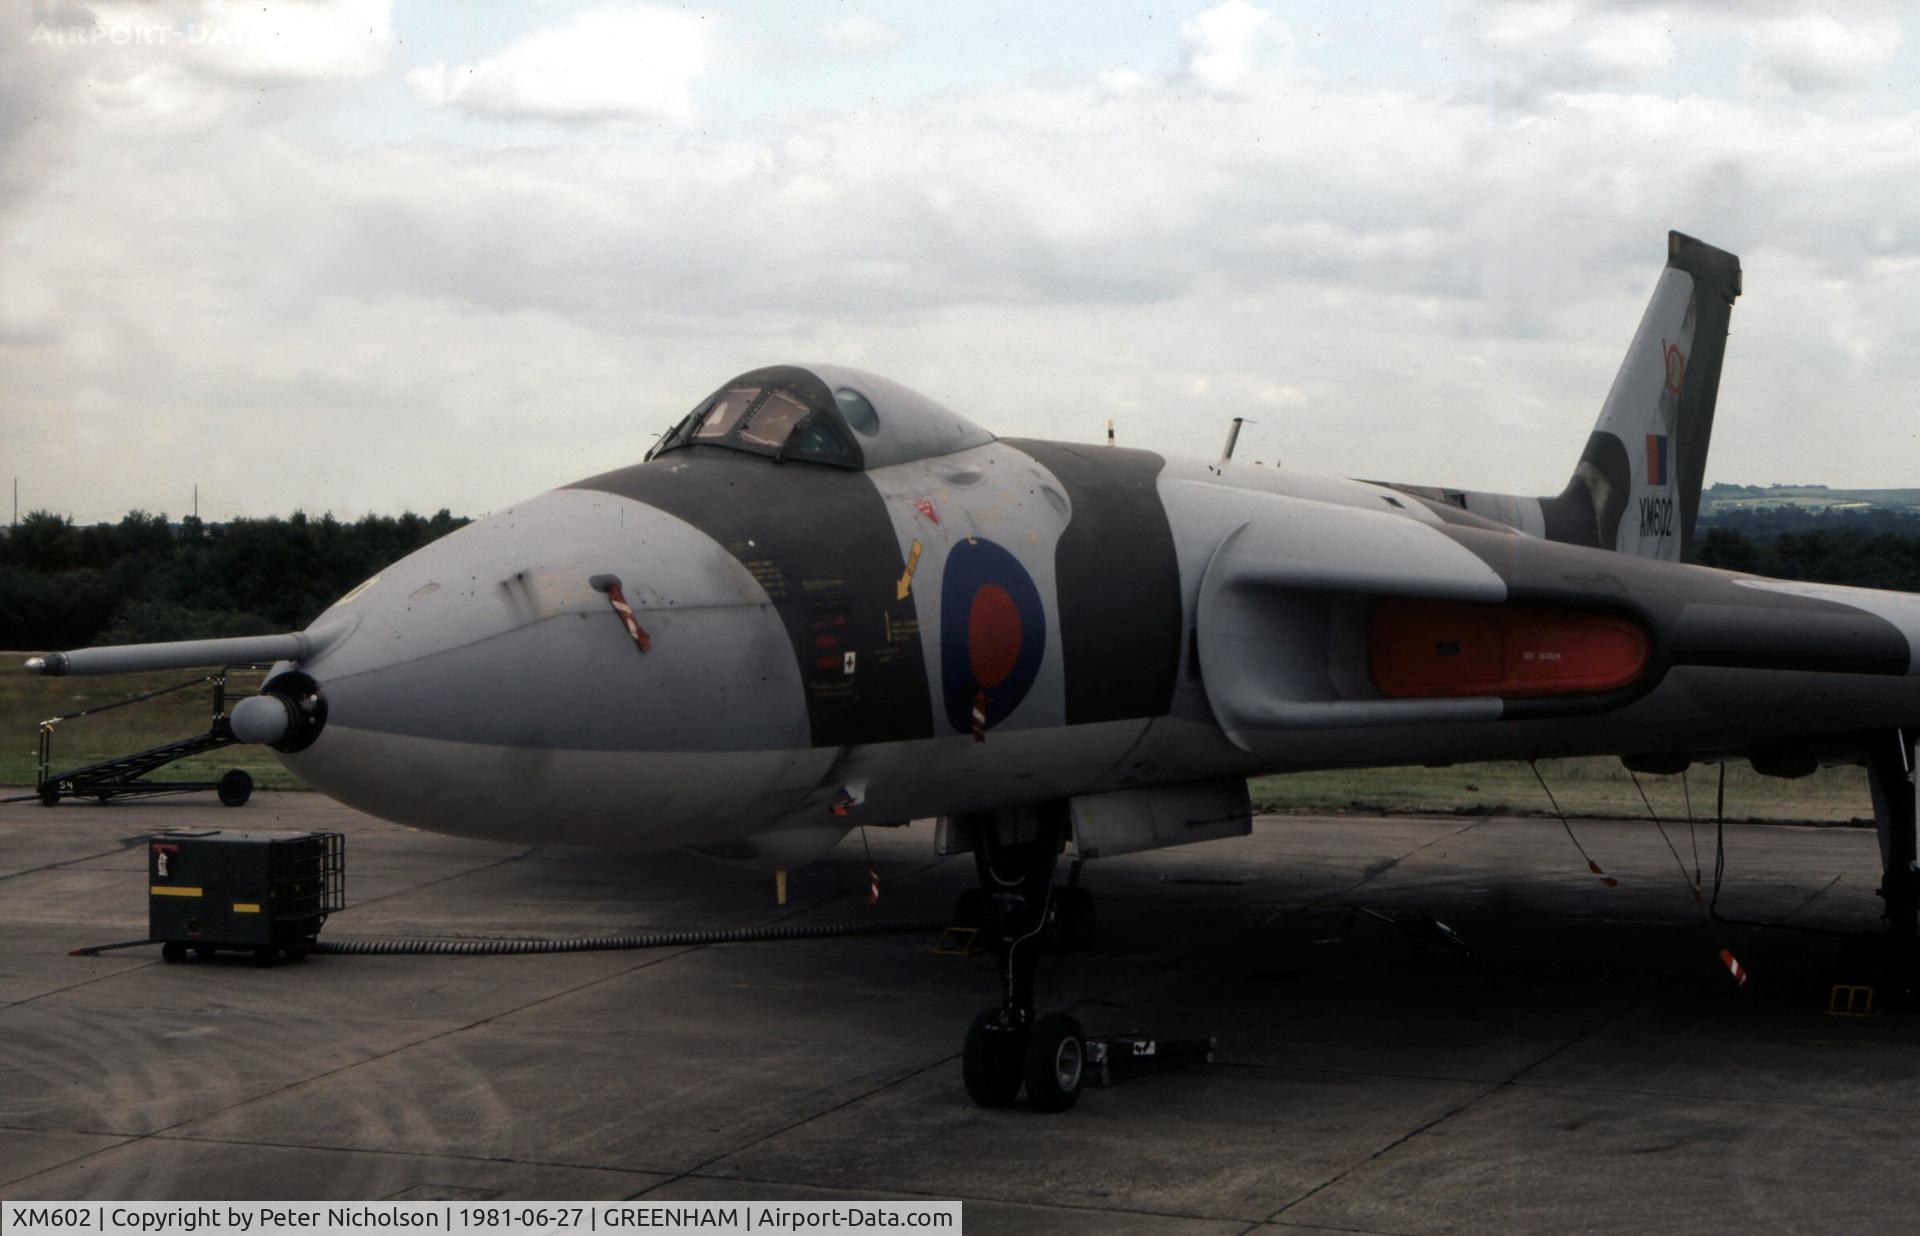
left=149, top=830, right=346, bottom=964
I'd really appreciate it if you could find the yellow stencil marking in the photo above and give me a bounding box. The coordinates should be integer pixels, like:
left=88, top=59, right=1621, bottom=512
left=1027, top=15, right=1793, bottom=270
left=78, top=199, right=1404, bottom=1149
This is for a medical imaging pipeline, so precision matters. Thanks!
left=896, top=540, right=923, bottom=601
left=150, top=886, right=202, bottom=898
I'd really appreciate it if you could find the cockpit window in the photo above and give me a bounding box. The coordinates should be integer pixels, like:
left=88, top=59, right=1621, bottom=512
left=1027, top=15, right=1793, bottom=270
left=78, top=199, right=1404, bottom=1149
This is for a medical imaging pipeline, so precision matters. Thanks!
left=835, top=387, right=880, bottom=436
left=694, top=388, right=758, bottom=441
left=738, top=389, right=810, bottom=448
left=646, top=363, right=994, bottom=470
left=654, top=370, right=863, bottom=469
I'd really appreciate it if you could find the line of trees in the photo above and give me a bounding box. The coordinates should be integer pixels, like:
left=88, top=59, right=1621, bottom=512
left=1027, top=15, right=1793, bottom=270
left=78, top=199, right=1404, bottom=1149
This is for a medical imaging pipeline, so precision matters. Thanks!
left=0, top=510, right=468, bottom=650
left=1700, top=508, right=1920, bottom=537
left=2, top=507, right=1915, bottom=653
left=1693, top=525, right=1920, bottom=591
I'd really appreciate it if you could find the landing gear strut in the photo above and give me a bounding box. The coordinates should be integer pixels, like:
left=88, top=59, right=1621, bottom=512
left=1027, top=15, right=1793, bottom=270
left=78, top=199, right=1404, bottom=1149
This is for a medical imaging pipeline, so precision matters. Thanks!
left=950, top=857, right=1096, bottom=952
left=957, top=802, right=1089, bottom=1112
left=1868, top=729, right=1919, bottom=1005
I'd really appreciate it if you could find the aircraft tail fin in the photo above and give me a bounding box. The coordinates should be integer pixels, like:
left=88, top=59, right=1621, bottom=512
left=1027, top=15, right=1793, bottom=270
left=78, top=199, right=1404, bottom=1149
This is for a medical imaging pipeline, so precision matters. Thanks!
left=1538, top=231, right=1742, bottom=562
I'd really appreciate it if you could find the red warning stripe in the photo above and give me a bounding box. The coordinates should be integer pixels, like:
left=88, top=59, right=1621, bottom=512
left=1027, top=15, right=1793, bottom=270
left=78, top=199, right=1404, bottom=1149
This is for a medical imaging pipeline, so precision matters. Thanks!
left=868, top=863, right=880, bottom=906
left=603, top=582, right=652, bottom=653
left=1719, top=947, right=1748, bottom=986
left=971, top=690, right=989, bottom=743
left=1588, top=860, right=1619, bottom=889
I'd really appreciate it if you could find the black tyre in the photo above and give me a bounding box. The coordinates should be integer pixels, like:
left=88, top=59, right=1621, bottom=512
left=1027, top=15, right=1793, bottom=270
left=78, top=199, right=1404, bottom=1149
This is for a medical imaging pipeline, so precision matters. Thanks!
left=962, top=1008, right=1024, bottom=1107
left=1056, top=886, right=1097, bottom=951
left=218, top=770, right=253, bottom=808
left=1023, top=1012, right=1086, bottom=1113
left=160, top=941, right=187, bottom=964
left=253, top=946, right=278, bottom=967
left=37, top=783, right=60, bottom=807
left=952, top=887, right=985, bottom=931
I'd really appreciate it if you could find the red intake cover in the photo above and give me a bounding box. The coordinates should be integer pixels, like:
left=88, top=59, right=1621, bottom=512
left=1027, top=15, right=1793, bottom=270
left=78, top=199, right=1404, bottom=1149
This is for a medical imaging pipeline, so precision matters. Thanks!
left=1369, top=599, right=1650, bottom=699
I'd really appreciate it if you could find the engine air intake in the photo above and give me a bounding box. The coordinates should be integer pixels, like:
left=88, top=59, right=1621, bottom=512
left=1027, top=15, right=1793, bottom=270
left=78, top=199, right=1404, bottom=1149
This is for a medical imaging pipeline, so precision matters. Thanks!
left=1369, top=599, right=1650, bottom=699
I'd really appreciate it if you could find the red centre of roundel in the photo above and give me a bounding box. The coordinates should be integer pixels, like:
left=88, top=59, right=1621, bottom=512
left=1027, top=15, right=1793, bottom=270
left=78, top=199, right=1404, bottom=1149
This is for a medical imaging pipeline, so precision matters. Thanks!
left=968, top=585, right=1023, bottom=689
left=1664, top=343, right=1685, bottom=394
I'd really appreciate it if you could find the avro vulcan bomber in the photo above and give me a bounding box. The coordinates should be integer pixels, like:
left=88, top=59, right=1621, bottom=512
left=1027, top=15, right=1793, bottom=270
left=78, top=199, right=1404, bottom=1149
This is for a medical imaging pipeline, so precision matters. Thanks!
left=27, top=233, right=1920, bottom=1111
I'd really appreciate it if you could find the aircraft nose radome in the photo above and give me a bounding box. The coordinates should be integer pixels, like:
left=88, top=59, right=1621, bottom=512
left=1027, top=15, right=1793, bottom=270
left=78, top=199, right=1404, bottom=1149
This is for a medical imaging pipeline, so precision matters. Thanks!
left=276, top=488, right=814, bottom=840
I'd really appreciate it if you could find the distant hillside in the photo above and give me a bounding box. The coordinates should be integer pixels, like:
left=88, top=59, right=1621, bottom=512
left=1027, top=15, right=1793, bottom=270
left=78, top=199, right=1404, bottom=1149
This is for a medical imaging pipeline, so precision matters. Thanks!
left=1699, top=484, right=1920, bottom=537
left=1702, top=483, right=1920, bottom=517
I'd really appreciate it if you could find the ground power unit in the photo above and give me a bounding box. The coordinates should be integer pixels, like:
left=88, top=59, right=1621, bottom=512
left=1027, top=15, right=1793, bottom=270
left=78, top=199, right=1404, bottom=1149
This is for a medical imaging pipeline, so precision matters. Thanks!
left=148, top=830, right=345, bottom=964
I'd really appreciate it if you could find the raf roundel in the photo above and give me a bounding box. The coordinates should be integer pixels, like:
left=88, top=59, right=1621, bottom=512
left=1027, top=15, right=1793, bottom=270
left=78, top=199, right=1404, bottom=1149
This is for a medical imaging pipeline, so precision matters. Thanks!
left=940, top=538, right=1046, bottom=738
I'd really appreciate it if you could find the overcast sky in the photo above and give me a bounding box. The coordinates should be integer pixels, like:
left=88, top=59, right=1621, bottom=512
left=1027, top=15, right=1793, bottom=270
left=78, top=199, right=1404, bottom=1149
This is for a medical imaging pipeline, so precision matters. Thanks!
left=3, top=0, right=1917, bottom=522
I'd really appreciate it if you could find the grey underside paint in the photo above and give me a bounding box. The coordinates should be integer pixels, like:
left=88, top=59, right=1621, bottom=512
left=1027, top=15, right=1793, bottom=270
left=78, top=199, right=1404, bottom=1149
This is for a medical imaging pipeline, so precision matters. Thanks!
left=1176, top=665, right=1920, bottom=774
left=289, top=652, right=1920, bottom=850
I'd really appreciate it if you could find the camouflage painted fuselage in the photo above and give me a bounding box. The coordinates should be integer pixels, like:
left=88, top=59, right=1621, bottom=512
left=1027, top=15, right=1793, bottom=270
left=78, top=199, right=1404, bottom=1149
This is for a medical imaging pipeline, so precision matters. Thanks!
left=281, top=429, right=1920, bottom=849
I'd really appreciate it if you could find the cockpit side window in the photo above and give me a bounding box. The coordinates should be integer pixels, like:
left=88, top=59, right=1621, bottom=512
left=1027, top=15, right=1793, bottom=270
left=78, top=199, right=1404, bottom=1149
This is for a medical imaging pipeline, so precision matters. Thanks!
left=834, top=387, right=880, bottom=436
left=784, top=414, right=860, bottom=467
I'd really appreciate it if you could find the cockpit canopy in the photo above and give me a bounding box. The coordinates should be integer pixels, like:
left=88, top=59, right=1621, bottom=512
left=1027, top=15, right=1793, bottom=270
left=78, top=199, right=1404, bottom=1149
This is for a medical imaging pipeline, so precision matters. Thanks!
left=650, top=365, right=995, bottom=471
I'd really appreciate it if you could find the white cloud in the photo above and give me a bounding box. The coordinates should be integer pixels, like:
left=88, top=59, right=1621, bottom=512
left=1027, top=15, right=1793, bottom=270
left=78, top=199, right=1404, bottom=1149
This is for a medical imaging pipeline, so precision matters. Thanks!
left=1181, top=0, right=1286, bottom=93
left=1469, top=1, right=1909, bottom=99
left=1251, top=380, right=1307, bottom=408
left=407, top=5, right=709, bottom=124
left=8, top=0, right=1920, bottom=525
left=1578, top=8, right=1676, bottom=79
left=1753, top=10, right=1901, bottom=91
left=819, top=16, right=903, bottom=55
left=188, top=0, right=392, bottom=82
left=1472, top=1, right=1675, bottom=95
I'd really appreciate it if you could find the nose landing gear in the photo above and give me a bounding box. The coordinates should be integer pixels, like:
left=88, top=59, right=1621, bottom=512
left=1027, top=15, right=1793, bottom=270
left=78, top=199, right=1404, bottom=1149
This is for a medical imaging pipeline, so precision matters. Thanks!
left=951, top=861, right=1097, bottom=951
left=954, top=801, right=1087, bottom=1110
left=962, top=1008, right=1092, bottom=1111
left=950, top=801, right=1217, bottom=1112
left=961, top=955, right=1092, bottom=1109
